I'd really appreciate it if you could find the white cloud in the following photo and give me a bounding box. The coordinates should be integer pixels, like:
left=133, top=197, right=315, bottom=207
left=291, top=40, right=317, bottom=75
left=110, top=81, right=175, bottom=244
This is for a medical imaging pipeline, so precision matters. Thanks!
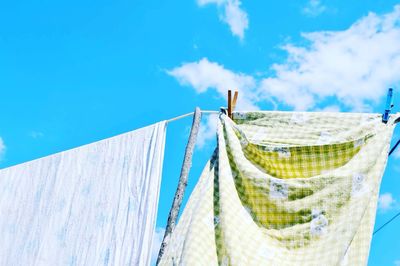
left=302, top=0, right=327, bottom=17
left=198, top=0, right=225, bottom=6
left=315, top=105, right=341, bottom=112
left=197, top=114, right=218, bottom=149
left=150, top=227, right=165, bottom=266
left=29, top=131, right=44, bottom=139
left=395, top=260, right=400, bottom=266
left=168, top=58, right=258, bottom=110
left=378, top=193, right=396, bottom=211
left=197, top=0, right=248, bottom=40
left=261, top=5, right=400, bottom=111
left=170, top=6, right=400, bottom=112
left=0, top=137, right=5, bottom=161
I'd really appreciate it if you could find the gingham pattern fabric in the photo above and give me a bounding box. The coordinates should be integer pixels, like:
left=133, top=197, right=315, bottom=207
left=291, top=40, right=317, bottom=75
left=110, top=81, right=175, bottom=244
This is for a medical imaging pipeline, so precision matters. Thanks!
left=159, top=111, right=399, bottom=266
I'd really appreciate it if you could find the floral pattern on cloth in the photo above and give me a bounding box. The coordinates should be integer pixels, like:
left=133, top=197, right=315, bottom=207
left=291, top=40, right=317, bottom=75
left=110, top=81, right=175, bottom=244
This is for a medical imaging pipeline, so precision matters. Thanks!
left=269, top=179, right=289, bottom=199
left=310, top=209, right=329, bottom=236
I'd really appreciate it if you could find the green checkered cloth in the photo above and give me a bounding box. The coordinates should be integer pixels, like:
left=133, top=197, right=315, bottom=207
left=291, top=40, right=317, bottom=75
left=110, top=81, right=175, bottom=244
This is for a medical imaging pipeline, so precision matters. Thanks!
left=159, top=111, right=398, bottom=266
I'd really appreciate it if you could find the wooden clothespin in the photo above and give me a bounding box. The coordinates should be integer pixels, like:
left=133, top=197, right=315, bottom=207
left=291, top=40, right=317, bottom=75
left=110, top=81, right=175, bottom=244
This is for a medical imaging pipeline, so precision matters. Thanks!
left=227, top=89, right=239, bottom=119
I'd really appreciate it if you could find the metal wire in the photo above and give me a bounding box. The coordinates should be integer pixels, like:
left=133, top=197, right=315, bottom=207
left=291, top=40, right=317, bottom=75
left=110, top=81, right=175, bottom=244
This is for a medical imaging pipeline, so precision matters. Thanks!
left=372, top=135, right=400, bottom=235
left=166, top=110, right=219, bottom=123
left=373, top=211, right=400, bottom=235
left=389, top=139, right=400, bottom=155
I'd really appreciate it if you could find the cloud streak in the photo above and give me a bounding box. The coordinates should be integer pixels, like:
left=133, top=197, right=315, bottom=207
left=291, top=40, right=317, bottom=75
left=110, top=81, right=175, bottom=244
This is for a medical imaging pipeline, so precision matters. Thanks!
left=29, top=131, right=44, bottom=139
left=302, top=0, right=327, bottom=17
left=378, top=193, right=396, bottom=211
left=0, top=138, right=5, bottom=161
left=197, top=0, right=249, bottom=40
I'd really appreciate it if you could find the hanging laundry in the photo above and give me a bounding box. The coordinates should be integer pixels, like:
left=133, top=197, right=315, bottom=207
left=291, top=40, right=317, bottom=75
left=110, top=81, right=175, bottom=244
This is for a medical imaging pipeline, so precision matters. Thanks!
left=159, top=112, right=398, bottom=266
left=0, top=122, right=166, bottom=266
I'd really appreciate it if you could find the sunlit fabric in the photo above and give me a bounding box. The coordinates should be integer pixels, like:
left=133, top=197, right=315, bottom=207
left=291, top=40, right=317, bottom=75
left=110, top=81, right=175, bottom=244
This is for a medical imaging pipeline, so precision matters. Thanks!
left=160, top=112, right=398, bottom=266
left=0, top=122, right=166, bottom=266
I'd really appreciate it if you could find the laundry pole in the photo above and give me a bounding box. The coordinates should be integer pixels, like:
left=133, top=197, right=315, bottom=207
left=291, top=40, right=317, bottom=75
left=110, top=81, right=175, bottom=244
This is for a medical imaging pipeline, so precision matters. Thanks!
left=156, top=107, right=202, bottom=265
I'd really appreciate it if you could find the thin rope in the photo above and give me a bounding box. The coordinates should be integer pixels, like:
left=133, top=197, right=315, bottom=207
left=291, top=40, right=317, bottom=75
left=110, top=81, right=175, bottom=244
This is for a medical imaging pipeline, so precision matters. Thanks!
left=373, top=211, right=400, bottom=235
left=371, top=131, right=400, bottom=235
left=389, top=138, right=400, bottom=155
left=166, top=110, right=219, bottom=123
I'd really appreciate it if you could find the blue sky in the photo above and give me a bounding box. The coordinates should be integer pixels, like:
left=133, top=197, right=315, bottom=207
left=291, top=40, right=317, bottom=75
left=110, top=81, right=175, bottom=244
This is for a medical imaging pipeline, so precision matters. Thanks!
left=1, top=0, right=400, bottom=265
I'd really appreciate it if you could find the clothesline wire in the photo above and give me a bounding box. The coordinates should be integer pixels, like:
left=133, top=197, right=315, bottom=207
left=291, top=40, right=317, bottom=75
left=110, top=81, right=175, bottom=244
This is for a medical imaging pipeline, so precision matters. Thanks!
left=373, top=211, right=400, bottom=235
left=373, top=138, right=400, bottom=235
left=389, top=138, right=400, bottom=155
left=166, top=110, right=219, bottom=123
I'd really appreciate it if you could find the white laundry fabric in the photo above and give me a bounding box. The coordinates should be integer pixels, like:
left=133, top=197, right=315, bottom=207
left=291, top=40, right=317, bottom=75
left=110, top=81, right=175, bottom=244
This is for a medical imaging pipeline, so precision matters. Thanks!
left=0, top=122, right=167, bottom=266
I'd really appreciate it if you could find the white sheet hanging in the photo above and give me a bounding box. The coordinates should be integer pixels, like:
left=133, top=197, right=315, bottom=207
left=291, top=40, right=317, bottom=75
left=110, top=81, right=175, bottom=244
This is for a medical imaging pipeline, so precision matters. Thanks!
left=0, top=121, right=167, bottom=266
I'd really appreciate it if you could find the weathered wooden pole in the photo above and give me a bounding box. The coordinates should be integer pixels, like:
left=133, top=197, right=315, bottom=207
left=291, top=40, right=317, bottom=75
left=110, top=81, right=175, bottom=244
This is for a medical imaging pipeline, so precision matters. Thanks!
left=156, top=107, right=202, bottom=265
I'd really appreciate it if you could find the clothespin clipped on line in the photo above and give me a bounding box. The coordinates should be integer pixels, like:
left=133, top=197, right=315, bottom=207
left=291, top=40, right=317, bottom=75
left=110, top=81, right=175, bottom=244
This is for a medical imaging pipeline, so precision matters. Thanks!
left=227, top=89, right=239, bottom=119
left=382, top=88, right=394, bottom=124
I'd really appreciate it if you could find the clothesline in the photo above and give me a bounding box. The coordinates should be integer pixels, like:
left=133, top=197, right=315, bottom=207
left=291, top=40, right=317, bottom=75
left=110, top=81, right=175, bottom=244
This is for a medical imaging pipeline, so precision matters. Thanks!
left=166, top=110, right=219, bottom=123
left=373, top=211, right=400, bottom=235
left=167, top=110, right=400, bottom=124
